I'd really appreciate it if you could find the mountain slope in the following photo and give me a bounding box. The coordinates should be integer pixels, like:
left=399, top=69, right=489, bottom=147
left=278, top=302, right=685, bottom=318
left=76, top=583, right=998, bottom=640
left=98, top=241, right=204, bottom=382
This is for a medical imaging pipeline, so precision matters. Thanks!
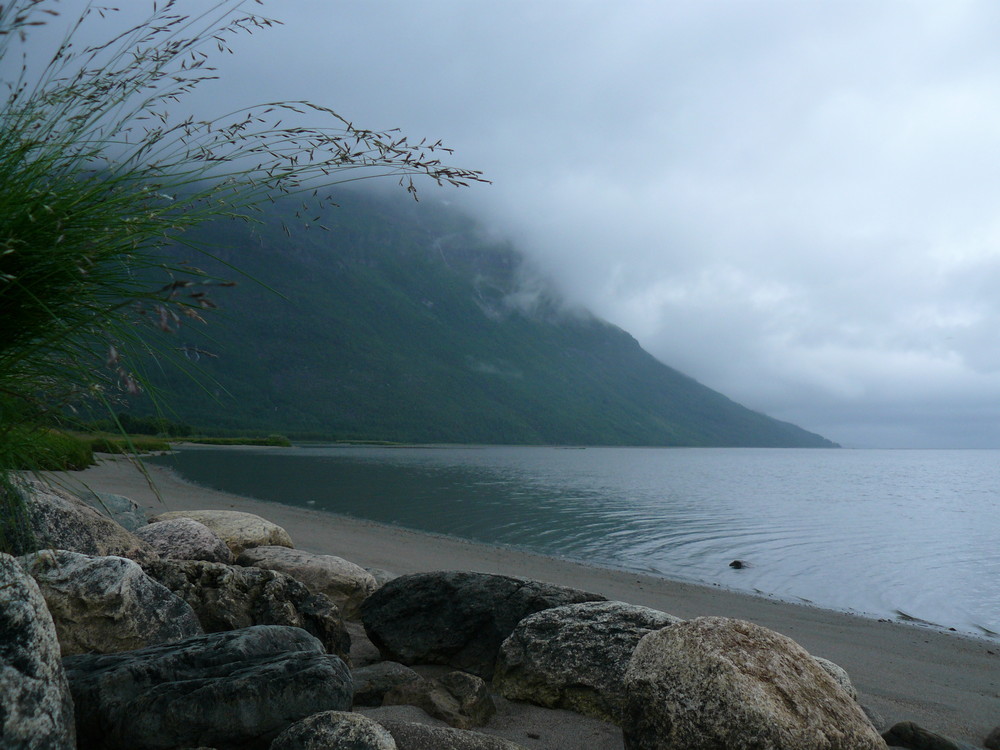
left=136, top=190, right=836, bottom=447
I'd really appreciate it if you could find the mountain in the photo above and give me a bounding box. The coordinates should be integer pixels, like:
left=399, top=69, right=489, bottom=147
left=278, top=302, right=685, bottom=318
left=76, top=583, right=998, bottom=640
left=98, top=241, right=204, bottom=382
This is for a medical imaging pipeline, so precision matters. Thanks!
left=131, top=190, right=836, bottom=447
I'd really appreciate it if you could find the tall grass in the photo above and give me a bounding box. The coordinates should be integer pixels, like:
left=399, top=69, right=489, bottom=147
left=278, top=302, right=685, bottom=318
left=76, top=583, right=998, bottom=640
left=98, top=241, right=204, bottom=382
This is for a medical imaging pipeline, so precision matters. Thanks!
left=0, top=0, right=485, bottom=543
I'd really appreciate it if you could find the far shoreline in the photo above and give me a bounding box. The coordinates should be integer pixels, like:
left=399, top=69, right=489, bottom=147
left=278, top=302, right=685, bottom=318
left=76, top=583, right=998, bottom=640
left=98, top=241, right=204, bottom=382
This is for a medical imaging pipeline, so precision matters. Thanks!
left=54, top=452, right=1000, bottom=744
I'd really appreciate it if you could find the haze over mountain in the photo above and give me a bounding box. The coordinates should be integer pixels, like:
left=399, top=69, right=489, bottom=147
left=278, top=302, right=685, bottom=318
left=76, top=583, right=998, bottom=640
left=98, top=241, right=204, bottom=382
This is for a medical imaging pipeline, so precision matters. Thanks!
left=36, top=1, right=1000, bottom=446
left=134, top=191, right=835, bottom=448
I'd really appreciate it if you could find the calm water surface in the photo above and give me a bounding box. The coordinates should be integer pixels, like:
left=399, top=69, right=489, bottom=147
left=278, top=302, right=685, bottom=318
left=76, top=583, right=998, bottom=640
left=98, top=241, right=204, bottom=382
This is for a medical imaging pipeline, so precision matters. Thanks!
left=151, top=446, right=1000, bottom=637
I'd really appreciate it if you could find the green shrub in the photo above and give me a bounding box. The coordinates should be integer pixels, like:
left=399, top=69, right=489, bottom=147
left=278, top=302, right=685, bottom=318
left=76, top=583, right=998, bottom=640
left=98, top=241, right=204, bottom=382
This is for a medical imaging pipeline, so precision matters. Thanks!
left=38, top=431, right=95, bottom=470
left=90, top=435, right=170, bottom=454
left=179, top=434, right=291, bottom=447
left=0, top=427, right=93, bottom=471
left=84, top=414, right=193, bottom=438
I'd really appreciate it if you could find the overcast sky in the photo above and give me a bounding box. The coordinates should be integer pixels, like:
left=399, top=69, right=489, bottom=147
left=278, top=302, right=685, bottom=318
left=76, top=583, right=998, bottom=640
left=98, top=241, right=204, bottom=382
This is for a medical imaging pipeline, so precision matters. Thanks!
left=41, top=1, right=1000, bottom=448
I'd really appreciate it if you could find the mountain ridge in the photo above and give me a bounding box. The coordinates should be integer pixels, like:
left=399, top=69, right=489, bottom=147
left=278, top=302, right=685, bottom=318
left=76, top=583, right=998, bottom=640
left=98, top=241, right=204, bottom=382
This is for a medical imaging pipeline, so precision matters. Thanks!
left=130, top=190, right=837, bottom=448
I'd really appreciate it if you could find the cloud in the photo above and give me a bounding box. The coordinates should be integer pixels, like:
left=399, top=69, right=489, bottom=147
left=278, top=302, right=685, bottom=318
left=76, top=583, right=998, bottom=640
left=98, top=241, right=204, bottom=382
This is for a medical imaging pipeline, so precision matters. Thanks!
left=37, top=0, right=1000, bottom=446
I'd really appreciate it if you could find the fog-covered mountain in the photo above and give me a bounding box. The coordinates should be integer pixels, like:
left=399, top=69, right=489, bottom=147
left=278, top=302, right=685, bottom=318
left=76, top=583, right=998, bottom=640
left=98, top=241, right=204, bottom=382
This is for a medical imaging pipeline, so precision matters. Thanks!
left=135, top=190, right=836, bottom=447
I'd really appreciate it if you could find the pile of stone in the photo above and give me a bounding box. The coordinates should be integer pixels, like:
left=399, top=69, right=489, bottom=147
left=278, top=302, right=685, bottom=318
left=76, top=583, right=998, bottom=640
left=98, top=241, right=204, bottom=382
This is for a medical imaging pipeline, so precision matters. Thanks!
left=1, top=478, right=989, bottom=749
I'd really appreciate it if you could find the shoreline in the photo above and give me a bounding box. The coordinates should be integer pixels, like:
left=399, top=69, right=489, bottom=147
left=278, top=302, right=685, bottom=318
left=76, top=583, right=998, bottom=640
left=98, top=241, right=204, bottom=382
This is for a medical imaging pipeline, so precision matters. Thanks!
left=57, top=455, right=999, bottom=744
left=156, top=443, right=1000, bottom=645
left=165, top=452, right=994, bottom=641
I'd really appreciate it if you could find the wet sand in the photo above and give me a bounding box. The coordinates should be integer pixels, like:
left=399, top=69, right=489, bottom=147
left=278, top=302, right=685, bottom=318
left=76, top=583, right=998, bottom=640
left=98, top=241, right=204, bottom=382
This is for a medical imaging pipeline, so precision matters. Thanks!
left=57, top=454, right=999, bottom=746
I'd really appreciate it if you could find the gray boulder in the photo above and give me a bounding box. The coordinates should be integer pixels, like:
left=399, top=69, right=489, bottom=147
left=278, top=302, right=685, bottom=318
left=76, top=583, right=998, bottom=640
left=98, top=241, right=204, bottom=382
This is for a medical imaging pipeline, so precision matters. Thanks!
left=813, top=656, right=859, bottom=701
left=270, top=711, right=396, bottom=750
left=377, top=720, right=527, bottom=750
left=144, top=558, right=350, bottom=661
left=13, top=479, right=156, bottom=563
left=352, top=661, right=422, bottom=707
left=882, top=721, right=975, bottom=750
left=862, top=703, right=888, bottom=733
left=0, top=552, right=76, bottom=750
left=236, top=546, right=377, bottom=619
left=622, top=616, right=884, bottom=750
left=75, top=490, right=146, bottom=532
left=134, top=517, right=232, bottom=563
left=63, top=625, right=352, bottom=750
left=383, top=671, right=496, bottom=730
left=361, top=571, right=605, bottom=678
left=19, top=550, right=202, bottom=656
left=494, top=600, right=681, bottom=722
left=986, top=726, right=1000, bottom=750
left=149, top=509, right=292, bottom=556
left=366, top=567, right=398, bottom=588
left=348, top=621, right=385, bottom=667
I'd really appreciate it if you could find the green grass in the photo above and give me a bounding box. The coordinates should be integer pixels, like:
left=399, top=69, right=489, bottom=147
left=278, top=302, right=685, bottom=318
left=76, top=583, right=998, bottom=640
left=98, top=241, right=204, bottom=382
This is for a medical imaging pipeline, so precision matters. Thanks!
left=0, top=427, right=94, bottom=471
left=38, top=431, right=95, bottom=470
left=177, top=435, right=291, bottom=447
left=87, top=435, right=172, bottom=455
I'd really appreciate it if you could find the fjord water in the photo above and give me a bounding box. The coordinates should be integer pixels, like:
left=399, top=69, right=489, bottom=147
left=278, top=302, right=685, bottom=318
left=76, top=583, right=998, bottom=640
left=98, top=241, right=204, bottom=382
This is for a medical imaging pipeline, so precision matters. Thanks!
left=151, top=446, right=1000, bottom=637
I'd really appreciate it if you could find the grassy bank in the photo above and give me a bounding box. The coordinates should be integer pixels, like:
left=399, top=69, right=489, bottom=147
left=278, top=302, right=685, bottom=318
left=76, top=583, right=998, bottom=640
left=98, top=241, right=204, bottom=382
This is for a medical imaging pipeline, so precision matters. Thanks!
left=1, top=428, right=95, bottom=471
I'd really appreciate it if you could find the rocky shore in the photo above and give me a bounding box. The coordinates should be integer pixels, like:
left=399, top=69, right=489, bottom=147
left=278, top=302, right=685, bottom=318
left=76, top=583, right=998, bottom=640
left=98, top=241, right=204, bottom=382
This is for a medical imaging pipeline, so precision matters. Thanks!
left=2, top=457, right=997, bottom=749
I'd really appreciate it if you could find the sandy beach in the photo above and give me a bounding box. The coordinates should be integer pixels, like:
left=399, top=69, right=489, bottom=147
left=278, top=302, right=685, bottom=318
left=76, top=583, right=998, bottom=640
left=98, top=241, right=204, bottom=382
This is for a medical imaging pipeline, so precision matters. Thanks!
left=56, top=454, right=998, bottom=747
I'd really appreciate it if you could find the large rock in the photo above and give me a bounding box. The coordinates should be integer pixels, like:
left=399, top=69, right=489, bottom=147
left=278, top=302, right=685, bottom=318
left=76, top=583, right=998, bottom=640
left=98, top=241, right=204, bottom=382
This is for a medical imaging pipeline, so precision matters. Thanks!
left=63, top=625, right=352, bottom=750
left=862, top=703, right=888, bottom=733
left=493, top=600, right=681, bottom=722
left=882, top=721, right=972, bottom=750
left=0, top=552, right=76, bottom=749
left=134, top=517, right=233, bottom=563
left=621, top=616, right=884, bottom=750
left=144, top=558, right=350, bottom=661
left=271, top=711, right=397, bottom=750
left=149, top=509, right=292, bottom=556
left=19, top=550, right=202, bottom=656
left=344, top=620, right=383, bottom=669
left=348, top=620, right=384, bottom=667
left=237, top=546, right=377, bottom=619
left=353, top=661, right=423, bottom=707
left=366, top=566, right=398, bottom=588
left=383, top=671, right=496, bottom=729
left=75, top=490, right=147, bottom=532
left=12, top=479, right=156, bottom=563
left=813, top=656, right=858, bottom=701
left=377, top=720, right=527, bottom=750
left=361, top=571, right=605, bottom=678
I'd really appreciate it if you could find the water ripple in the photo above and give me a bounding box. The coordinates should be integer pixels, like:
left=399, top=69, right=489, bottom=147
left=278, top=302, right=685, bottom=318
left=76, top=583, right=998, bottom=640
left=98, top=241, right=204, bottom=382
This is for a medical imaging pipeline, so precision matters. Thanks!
left=152, top=445, right=1000, bottom=637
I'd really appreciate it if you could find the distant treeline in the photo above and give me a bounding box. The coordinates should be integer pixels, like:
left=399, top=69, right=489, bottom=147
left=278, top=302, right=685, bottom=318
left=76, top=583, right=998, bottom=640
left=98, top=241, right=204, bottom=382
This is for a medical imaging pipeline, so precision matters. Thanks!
left=76, top=413, right=193, bottom=438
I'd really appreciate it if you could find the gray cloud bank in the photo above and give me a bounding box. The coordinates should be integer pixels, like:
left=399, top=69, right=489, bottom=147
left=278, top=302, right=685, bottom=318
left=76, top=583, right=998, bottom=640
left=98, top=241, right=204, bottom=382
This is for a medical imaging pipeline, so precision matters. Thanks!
left=48, top=1, right=1000, bottom=447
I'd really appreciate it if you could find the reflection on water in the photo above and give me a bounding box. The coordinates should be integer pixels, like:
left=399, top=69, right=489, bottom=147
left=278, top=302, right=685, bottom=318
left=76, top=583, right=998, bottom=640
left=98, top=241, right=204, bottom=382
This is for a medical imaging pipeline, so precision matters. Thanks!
left=150, top=445, right=1000, bottom=637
